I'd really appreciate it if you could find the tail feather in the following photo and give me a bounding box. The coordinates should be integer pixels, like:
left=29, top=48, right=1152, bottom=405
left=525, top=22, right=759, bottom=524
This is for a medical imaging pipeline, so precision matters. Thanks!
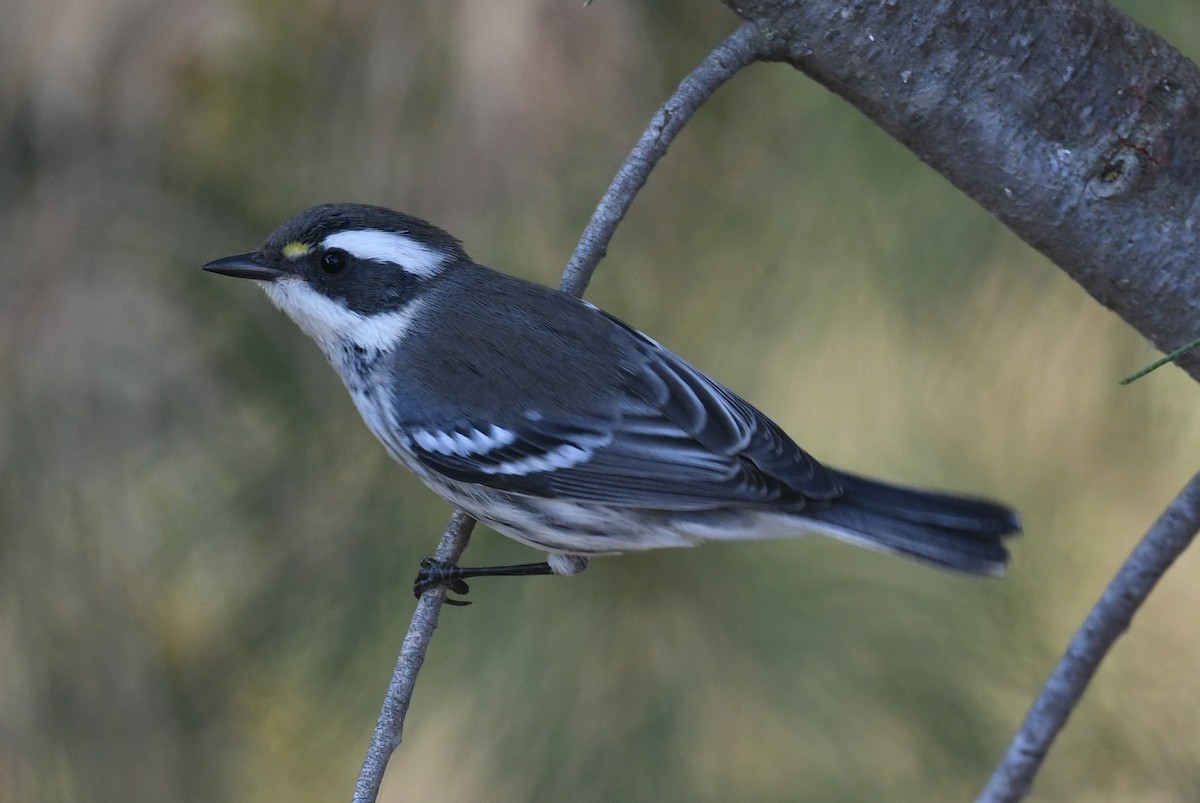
left=801, top=470, right=1021, bottom=575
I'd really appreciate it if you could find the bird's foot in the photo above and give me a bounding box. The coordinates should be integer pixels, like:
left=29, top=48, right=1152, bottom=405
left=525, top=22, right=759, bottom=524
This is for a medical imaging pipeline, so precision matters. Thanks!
left=414, top=558, right=474, bottom=606
left=413, top=558, right=556, bottom=606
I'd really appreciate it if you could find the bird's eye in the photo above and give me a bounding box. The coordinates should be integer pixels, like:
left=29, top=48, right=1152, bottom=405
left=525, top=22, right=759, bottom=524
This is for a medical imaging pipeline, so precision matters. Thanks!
left=321, top=249, right=348, bottom=274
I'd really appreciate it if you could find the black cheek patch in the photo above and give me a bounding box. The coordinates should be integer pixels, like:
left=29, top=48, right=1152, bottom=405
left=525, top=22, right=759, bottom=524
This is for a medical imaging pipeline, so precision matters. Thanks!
left=309, top=257, right=424, bottom=315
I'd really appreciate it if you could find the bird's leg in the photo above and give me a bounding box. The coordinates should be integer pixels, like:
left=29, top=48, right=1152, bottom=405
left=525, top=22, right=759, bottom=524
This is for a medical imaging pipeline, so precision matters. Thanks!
left=413, top=558, right=554, bottom=605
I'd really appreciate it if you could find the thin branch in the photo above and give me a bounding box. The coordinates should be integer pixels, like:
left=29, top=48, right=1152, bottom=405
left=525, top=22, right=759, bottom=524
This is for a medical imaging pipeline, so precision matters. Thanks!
left=352, top=511, right=475, bottom=803
left=560, top=20, right=769, bottom=296
left=977, top=470, right=1200, bottom=803
left=350, top=21, right=771, bottom=802
left=1118, top=335, right=1200, bottom=385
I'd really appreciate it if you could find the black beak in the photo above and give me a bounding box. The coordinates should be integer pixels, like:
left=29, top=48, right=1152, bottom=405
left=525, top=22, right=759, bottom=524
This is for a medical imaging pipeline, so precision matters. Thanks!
left=202, top=252, right=286, bottom=281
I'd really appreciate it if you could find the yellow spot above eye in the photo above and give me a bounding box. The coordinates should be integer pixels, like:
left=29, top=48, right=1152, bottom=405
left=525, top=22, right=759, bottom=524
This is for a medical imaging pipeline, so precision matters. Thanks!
left=282, top=242, right=311, bottom=259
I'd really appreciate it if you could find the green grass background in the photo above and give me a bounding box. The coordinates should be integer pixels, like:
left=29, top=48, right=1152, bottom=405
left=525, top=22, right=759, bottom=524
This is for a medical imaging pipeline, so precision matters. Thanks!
left=3, top=1, right=1200, bottom=800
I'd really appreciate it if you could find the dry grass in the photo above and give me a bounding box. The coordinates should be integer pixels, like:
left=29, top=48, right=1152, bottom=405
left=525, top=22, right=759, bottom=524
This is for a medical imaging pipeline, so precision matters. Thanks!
left=4, top=1, right=1200, bottom=801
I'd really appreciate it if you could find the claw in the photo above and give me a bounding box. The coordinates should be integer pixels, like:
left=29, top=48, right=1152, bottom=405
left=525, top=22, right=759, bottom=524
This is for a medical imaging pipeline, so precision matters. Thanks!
left=412, top=557, right=557, bottom=605
left=414, top=558, right=473, bottom=606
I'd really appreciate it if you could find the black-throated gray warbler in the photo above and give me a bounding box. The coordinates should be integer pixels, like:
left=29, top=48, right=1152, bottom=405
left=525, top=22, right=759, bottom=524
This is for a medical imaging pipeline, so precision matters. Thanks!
left=204, top=203, right=1019, bottom=600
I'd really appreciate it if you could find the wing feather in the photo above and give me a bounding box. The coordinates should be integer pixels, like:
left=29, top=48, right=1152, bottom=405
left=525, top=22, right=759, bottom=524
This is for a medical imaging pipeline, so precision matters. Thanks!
left=403, top=317, right=841, bottom=509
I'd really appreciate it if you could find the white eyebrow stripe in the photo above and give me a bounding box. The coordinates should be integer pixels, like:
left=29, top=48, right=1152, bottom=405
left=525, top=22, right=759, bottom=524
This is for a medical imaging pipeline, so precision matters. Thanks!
left=321, top=229, right=450, bottom=277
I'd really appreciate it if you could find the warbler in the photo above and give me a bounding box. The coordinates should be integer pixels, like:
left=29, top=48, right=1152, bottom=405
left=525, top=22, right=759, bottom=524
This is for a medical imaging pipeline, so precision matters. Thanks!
left=204, top=203, right=1019, bottom=600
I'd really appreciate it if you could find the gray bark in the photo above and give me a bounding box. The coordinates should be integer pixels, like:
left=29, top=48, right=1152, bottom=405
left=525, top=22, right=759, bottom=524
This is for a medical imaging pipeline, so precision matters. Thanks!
left=723, top=0, right=1200, bottom=380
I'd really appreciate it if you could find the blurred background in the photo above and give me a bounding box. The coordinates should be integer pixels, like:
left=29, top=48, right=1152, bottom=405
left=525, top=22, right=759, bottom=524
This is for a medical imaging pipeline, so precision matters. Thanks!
left=3, top=0, right=1200, bottom=800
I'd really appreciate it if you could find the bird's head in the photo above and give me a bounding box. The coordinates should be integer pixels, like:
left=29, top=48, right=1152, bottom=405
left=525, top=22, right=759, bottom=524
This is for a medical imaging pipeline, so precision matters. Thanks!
left=203, top=203, right=470, bottom=352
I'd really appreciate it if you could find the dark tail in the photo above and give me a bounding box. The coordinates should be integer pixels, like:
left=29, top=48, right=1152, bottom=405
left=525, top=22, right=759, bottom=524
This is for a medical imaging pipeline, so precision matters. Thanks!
left=803, top=470, right=1021, bottom=575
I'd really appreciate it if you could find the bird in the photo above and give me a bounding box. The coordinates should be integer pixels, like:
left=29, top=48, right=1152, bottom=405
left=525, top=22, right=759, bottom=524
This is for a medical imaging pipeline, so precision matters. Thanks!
left=203, top=203, right=1020, bottom=601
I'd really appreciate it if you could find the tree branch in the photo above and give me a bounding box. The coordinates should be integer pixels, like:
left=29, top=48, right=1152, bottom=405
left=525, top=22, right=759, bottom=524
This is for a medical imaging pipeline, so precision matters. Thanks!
left=560, top=20, right=770, bottom=295
left=977, top=470, right=1200, bottom=802
left=350, top=21, right=772, bottom=802
left=352, top=511, right=475, bottom=803
left=723, top=0, right=1200, bottom=383
left=716, top=0, right=1200, bottom=796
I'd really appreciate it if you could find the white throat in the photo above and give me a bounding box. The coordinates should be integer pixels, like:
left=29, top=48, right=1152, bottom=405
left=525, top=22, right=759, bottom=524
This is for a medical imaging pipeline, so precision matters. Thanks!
left=260, top=277, right=424, bottom=356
